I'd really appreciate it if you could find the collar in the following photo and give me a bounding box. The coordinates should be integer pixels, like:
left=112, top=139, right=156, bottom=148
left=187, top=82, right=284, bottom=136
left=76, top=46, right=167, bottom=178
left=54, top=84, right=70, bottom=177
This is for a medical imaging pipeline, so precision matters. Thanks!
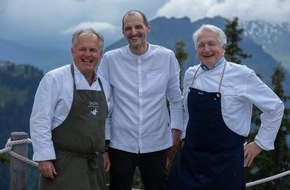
left=201, top=57, right=225, bottom=71
left=73, top=63, right=97, bottom=83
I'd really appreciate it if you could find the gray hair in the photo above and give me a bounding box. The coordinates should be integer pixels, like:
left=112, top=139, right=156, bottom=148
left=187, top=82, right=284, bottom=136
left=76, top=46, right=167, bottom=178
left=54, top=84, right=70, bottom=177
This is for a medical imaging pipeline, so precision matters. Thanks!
left=71, top=28, right=104, bottom=51
left=192, top=24, right=227, bottom=49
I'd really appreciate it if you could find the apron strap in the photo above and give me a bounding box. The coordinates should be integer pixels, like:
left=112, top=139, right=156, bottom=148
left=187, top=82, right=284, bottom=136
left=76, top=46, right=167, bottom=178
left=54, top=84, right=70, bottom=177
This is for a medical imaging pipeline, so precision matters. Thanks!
left=218, top=61, right=227, bottom=93
left=70, top=64, right=77, bottom=91
left=190, top=61, right=227, bottom=93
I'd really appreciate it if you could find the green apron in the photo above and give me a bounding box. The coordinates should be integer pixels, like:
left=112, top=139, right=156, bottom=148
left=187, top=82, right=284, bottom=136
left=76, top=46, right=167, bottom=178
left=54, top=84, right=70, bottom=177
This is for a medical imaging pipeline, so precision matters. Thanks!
left=39, top=64, right=108, bottom=190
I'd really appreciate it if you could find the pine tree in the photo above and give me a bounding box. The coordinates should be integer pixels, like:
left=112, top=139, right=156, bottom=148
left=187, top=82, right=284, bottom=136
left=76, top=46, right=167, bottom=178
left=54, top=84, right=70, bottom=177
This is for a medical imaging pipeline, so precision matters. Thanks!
left=246, top=65, right=290, bottom=190
left=174, top=40, right=188, bottom=87
left=270, top=65, right=290, bottom=189
left=224, top=16, right=251, bottom=64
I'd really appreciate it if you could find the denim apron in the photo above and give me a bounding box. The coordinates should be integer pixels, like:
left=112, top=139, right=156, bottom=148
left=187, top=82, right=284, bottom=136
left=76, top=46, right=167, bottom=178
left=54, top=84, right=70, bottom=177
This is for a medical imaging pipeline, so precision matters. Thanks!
left=167, top=63, right=245, bottom=190
left=39, top=64, right=108, bottom=190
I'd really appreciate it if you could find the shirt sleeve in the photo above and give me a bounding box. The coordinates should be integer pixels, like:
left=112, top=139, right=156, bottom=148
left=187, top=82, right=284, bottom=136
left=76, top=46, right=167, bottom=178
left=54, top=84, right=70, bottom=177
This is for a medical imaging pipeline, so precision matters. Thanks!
left=181, top=68, right=192, bottom=139
left=30, top=73, right=60, bottom=161
left=97, top=55, right=112, bottom=141
left=98, top=74, right=113, bottom=141
left=166, top=51, right=183, bottom=132
left=245, top=70, right=284, bottom=150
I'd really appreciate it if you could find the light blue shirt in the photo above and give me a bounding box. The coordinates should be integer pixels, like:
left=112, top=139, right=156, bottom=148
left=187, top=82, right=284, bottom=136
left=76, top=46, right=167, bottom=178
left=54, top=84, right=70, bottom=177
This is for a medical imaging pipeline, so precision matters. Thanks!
left=98, top=44, right=183, bottom=153
left=183, top=60, right=284, bottom=150
left=30, top=64, right=112, bottom=161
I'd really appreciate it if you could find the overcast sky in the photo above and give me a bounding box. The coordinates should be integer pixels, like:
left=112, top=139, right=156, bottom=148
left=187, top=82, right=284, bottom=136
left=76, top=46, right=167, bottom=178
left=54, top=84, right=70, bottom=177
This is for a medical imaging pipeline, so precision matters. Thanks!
left=1, top=0, right=289, bottom=51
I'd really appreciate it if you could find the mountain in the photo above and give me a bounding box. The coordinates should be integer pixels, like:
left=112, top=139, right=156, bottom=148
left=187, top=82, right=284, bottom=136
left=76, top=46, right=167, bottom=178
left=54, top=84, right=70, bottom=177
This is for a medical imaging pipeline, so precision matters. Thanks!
left=1, top=16, right=290, bottom=91
left=242, top=20, right=290, bottom=71
left=0, top=39, right=71, bottom=72
left=0, top=16, right=290, bottom=72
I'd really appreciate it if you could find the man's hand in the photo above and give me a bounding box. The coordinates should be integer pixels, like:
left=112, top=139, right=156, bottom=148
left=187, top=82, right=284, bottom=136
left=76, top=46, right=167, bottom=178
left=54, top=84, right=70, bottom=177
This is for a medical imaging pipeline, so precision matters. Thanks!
left=166, top=129, right=182, bottom=173
left=102, top=152, right=110, bottom=172
left=38, top=160, right=57, bottom=179
left=244, top=141, right=262, bottom=167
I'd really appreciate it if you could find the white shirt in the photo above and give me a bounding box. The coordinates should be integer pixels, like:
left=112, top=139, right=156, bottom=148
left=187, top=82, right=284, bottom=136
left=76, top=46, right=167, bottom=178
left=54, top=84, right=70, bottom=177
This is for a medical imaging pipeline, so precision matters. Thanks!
left=183, top=60, right=284, bottom=150
left=98, top=44, right=183, bottom=153
left=30, top=64, right=112, bottom=161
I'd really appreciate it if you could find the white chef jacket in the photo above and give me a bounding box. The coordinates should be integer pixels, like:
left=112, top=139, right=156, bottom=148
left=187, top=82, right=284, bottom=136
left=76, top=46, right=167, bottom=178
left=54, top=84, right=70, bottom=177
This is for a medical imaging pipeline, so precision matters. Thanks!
left=98, top=44, right=183, bottom=153
left=183, top=60, right=284, bottom=150
left=30, top=64, right=112, bottom=161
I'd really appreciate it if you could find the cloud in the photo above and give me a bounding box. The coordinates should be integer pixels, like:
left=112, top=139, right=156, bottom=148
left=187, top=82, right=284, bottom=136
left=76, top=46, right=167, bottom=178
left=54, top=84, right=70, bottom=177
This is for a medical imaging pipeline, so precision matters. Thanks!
left=62, top=21, right=118, bottom=35
left=0, top=0, right=168, bottom=49
left=62, top=21, right=120, bottom=47
left=156, top=0, right=290, bottom=23
left=0, top=0, right=289, bottom=52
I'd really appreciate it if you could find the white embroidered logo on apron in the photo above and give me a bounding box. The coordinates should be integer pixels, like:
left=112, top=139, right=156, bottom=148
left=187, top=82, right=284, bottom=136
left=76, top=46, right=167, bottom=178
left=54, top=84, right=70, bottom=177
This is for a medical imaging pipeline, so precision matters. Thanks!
left=90, top=108, right=98, bottom=115
left=88, top=101, right=99, bottom=115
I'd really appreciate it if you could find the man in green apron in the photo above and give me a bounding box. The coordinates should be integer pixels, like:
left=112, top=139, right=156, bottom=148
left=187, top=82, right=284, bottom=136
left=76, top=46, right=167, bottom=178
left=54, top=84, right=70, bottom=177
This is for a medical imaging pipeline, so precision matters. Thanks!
left=30, top=28, right=111, bottom=190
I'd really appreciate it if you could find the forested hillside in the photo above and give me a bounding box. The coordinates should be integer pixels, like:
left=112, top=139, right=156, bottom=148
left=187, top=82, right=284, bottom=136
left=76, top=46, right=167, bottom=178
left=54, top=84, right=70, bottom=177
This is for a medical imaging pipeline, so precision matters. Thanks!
left=0, top=60, right=43, bottom=190
left=0, top=60, right=43, bottom=145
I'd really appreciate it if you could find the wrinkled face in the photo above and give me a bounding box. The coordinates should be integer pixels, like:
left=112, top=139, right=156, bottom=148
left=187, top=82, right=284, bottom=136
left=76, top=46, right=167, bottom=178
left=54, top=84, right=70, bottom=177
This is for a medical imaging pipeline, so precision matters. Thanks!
left=122, top=12, right=150, bottom=52
left=196, top=29, right=225, bottom=67
left=71, top=33, right=102, bottom=76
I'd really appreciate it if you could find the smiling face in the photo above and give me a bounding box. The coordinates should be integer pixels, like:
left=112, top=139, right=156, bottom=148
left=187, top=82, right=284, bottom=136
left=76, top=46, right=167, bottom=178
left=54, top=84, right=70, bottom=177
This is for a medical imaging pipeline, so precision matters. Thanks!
left=122, top=11, right=150, bottom=55
left=71, top=32, right=102, bottom=77
left=196, top=29, right=225, bottom=68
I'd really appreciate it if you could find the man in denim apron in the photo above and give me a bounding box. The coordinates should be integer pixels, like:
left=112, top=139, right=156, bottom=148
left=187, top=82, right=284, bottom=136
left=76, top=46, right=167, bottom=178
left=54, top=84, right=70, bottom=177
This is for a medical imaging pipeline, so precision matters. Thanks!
left=166, top=24, right=284, bottom=190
